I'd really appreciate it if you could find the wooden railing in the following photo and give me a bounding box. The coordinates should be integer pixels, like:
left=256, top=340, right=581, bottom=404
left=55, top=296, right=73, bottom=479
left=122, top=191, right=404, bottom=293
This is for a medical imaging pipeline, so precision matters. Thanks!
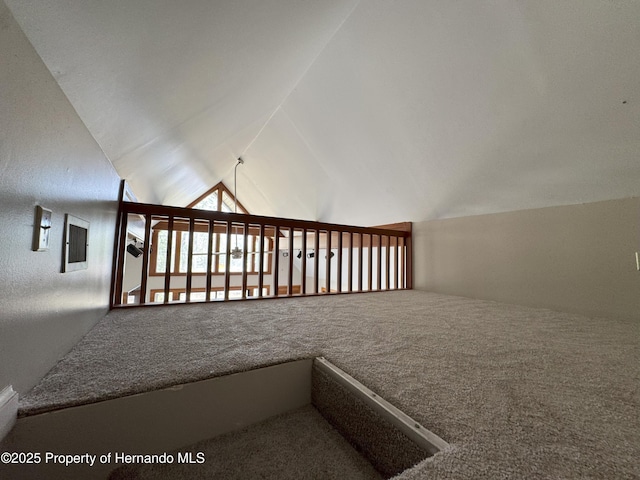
left=110, top=200, right=412, bottom=307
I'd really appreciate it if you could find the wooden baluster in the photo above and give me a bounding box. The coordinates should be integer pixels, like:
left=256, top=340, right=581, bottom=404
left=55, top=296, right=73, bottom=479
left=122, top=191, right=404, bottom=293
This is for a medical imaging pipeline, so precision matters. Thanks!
left=376, top=234, right=381, bottom=291
left=314, top=229, right=320, bottom=294
left=368, top=234, right=373, bottom=292
left=258, top=224, right=265, bottom=298
left=224, top=221, right=232, bottom=300
left=206, top=220, right=214, bottom=302
left=186, top=218, right=195, bottom=302
left=287, top=228, right=294, bottom=296
left=252, top=233, right=258, bottom=295
left=337, top=231, right=343, bottom=293
left=163, top=217, right=174, bottom=304
left=242, top=223, right=249, bottom=299
left=326, top=230, right=332, bottom=294
left=358, top=233, right=363, bottom=292
left=400, top=237, right=405, bottom=289
left=394, top=236, right=399, bottom=290
left=348, top=232, right=353, bottom=293
left=385, top=235, right=390, bottom=290
left=273, top=226, right=280, bottom=296
left=301, top=228, right=307, bottom=295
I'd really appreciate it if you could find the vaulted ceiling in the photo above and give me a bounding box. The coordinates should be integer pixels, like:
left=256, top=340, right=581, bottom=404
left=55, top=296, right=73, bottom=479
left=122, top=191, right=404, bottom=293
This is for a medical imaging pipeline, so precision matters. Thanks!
left=6, top=0, right=639, bottom=225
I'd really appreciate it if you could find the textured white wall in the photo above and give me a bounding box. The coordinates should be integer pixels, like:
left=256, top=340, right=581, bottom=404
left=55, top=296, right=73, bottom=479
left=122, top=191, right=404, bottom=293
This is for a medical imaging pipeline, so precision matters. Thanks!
left=0, top=2, right=121, bottom=394
left=413, top=198, right=640, bottom=320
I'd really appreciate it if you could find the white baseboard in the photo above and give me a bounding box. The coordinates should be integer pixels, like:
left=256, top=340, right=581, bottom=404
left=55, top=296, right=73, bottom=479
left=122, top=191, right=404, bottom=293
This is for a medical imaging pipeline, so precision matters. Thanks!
left=0, top=386, right=18, bottom=441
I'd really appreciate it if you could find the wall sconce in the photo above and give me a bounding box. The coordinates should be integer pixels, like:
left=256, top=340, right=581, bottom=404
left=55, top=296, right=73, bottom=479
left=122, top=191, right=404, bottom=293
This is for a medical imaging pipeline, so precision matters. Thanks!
left=325, top=251, right=335, bottom=259
left=307, top=251, right=315, bottom=258
left=296, top=250, right=302, bottom=259
left=127, top=243, right=143, bottom=258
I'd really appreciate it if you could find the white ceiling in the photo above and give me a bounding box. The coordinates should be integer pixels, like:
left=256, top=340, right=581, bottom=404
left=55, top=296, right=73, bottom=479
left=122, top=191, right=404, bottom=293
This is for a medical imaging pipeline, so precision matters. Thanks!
left=6, top=0, right=640, bottom=225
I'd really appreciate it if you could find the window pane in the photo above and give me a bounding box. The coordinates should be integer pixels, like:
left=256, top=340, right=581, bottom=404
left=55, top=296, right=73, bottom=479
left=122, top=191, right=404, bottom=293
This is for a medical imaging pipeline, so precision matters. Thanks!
left=155, top=230, right=176, bottom=273
left=193, top=232, right=209, bottom=254
left=229, top=233, right=244, bottom=272
left=179, top=232, right=211, bottom=273
left=192, top=254, right=208, bottom=273
left=154, top=291, right=174, bottom=302
left=219, top=233, right=246, bottom=272
left=221, top=191, right=234, bottom=212
left=218, top=234, right=227, bottom=271
left=193, top=192, right=218, bottom=211
left=179, top=232, right=189, bottom=272
left=229, top=290, right=243, bottom=299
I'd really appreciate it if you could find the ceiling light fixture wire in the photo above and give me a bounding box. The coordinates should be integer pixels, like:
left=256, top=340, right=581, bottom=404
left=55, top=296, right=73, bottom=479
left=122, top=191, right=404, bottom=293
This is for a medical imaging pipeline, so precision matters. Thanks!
left=231, top=158, right=244, bottom=260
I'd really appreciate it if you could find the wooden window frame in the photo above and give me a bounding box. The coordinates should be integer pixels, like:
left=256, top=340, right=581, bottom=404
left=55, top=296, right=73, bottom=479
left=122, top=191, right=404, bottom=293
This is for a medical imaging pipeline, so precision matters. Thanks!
left=148, top=181, right=272, bottom=277
left=148, top=224, right=273, bottom=277
left=187, top=182, right=249, bottom=214
left=150, top=285, right=269, bottom=302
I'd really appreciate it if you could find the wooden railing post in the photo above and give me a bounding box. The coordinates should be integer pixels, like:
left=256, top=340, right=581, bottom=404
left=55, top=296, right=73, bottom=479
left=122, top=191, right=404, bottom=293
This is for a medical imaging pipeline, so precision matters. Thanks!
left=112, top=210, right=128, bottom=306
left=405, top=233, right=413, bottom=290
left=110, top=180, right=126, bottom=308
left=139, top=213, right=152, bottom=304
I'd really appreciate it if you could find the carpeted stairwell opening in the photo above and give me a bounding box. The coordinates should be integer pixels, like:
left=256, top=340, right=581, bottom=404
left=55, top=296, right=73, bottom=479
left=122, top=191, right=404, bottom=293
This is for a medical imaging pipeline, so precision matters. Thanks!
left=312, top=357, right=447, bottom=478
left=107, top=357, right=447, bottom=480
left=1, top=357, right=447, bottom=480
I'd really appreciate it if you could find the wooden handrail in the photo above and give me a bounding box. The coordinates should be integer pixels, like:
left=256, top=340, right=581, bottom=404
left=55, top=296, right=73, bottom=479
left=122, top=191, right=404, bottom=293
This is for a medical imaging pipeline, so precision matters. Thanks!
left=119, top=201, right=411, bottom=238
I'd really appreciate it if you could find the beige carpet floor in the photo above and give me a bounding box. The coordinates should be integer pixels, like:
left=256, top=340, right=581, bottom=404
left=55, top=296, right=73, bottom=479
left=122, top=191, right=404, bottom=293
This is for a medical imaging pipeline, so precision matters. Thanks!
left=17, top=290, right=640, bottom=479
left=107, top=405, right=383, bottom=480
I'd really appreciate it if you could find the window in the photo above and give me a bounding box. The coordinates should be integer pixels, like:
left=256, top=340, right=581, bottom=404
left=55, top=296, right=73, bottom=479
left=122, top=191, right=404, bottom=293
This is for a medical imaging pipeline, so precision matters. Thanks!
left=149, top=182, right=273, bottom=276
left=188, top=182, right=248, bottom=214
left=151, top=286, right=269, bottom=303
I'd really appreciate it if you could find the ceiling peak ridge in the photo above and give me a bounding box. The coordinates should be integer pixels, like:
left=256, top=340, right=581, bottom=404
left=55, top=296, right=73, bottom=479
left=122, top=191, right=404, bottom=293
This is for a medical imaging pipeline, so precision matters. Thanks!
left=239, top=0, right=362, bottom=159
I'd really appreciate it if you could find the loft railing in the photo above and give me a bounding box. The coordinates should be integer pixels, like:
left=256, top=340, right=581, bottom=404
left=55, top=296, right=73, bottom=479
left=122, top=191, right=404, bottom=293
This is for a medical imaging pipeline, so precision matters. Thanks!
left=110, top=200, right=412, bottom=307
